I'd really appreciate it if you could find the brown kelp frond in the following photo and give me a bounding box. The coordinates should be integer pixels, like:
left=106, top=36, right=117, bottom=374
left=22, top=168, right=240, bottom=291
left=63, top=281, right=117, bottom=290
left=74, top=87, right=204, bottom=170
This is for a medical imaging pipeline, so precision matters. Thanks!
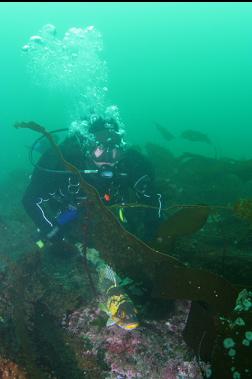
left=154, top=205, right=210, bottom=250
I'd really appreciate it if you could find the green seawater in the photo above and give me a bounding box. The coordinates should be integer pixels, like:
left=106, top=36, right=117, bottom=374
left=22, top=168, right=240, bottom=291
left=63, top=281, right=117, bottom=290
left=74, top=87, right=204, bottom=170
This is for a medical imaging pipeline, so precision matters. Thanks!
left=1, top=2, right=252, bottom=179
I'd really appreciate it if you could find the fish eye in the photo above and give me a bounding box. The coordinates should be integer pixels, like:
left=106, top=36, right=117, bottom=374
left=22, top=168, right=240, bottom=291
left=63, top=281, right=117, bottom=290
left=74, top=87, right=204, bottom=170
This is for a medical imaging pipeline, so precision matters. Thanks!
left=117, top=309, right=125, bottom=319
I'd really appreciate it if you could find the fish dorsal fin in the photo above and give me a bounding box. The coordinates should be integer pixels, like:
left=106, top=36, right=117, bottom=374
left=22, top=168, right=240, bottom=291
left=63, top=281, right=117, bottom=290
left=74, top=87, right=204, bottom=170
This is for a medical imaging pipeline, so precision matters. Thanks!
left=103, top=264, right=117, bottom=286
left=98, top=302, right=109, bottom=315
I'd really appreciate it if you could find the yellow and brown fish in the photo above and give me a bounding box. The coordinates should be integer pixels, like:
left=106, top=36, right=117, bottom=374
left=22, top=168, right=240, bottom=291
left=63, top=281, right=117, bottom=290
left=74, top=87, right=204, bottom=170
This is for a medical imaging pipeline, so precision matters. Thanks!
left=99, top=265, right=139, bottom=331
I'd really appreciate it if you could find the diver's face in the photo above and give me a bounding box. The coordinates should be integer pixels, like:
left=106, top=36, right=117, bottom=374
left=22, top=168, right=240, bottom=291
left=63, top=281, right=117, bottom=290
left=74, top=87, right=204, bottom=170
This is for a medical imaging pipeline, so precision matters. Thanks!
left=91, top=144, right=122, bottom=167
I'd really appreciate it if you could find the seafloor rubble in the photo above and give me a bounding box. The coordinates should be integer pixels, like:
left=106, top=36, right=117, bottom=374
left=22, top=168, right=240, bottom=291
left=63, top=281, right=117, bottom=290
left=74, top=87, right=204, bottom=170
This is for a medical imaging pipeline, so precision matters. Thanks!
left=65, top=299, right=205, bottom=379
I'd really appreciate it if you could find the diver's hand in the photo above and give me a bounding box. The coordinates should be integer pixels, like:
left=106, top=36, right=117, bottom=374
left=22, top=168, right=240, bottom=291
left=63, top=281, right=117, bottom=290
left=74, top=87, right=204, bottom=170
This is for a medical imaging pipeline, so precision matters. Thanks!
left=34, top=226, right=63, bottom=250
left=46, top=225, right=61, bottom=241
left=34, top=207, right=78, bottom=250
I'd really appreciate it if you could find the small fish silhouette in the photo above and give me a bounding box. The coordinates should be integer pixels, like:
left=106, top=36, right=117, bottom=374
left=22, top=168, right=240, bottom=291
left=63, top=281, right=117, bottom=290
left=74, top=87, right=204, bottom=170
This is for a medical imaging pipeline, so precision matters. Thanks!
left=180, top=129, right=211, bottom=144
left=154, top=121, right=175, bottom=142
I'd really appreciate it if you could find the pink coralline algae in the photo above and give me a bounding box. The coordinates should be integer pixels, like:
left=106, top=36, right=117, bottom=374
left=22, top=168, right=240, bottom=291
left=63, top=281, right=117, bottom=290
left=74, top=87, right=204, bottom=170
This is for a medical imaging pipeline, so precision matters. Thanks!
left=65, top=299, right=205, bottom=379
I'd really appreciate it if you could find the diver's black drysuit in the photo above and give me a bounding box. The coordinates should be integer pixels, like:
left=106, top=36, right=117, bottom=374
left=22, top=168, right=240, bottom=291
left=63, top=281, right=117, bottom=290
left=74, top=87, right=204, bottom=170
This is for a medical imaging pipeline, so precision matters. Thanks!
left=23, top=136, right=163, bottom=244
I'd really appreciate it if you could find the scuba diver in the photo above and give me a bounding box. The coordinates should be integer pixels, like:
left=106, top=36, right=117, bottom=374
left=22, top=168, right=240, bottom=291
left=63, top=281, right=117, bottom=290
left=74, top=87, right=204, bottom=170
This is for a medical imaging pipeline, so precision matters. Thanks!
left=22, top=116, right=163, bottom=249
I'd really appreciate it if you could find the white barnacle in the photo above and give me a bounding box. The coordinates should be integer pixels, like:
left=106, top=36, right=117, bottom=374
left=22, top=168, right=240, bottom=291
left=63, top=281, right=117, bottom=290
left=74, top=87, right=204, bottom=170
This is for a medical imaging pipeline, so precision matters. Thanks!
left=245, top=330, right=252, bottom=341
left=234, top=317, right=245, bottom=327
left=233, top=371, right=240, bottom=379
left=228, top=348, right=236, bottom=357
left=242, top=338, right=250, bottom=347
left=223, top=338, right=235, bottom=349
